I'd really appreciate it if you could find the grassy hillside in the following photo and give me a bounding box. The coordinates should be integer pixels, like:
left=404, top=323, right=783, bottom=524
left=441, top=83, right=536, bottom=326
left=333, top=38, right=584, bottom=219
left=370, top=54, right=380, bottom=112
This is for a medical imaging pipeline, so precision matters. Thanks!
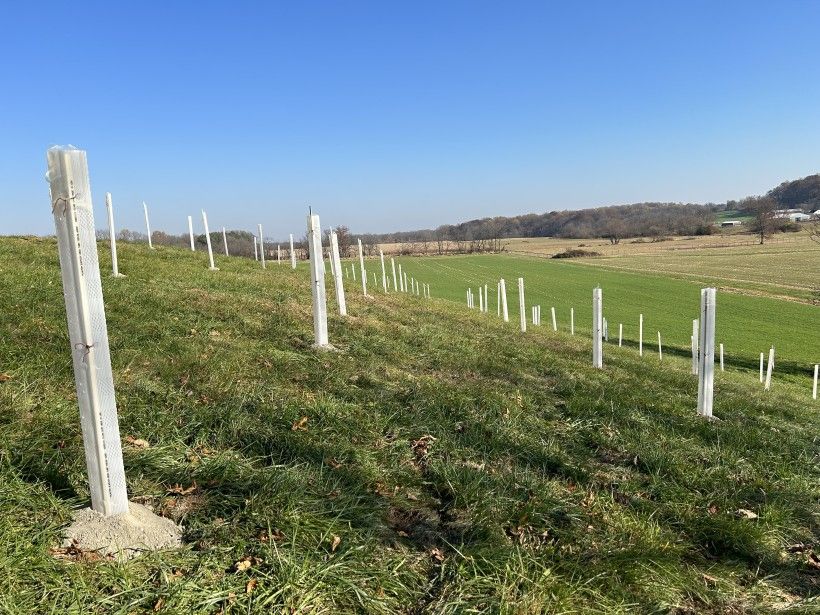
left=0, top=237, right=818, bottom=613
left=396, top=254, right=819, bottom=385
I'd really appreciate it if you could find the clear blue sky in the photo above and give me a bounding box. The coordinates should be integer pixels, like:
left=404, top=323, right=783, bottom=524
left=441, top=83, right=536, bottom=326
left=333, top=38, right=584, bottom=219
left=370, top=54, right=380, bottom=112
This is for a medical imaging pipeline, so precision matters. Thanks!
left=3, top=1, right=820, bottom=238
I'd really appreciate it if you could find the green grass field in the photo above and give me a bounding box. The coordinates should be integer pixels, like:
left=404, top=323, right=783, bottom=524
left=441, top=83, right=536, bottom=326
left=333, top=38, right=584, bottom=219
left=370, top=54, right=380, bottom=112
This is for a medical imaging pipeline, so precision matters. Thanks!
left=394, top=253, right=819, bottom=385
left=0, top=237, right=818, bottom=613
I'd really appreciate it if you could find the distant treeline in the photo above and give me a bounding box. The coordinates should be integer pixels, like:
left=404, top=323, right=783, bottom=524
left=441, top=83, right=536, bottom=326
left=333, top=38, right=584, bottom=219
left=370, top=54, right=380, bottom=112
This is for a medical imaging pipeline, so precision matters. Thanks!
left=364, top=173, right=820, bottom=254
left=366, top=202, right=718, bottom=254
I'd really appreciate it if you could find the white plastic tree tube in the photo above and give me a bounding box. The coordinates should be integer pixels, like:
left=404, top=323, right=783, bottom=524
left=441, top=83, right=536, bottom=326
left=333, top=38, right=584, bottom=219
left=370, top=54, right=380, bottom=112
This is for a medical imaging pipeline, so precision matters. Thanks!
left=518, top=278, right=526, bottom=332
left=813, top=364, right=818, bottom=400
left=104, top=192, right=123, bottom=277
left=638, top=314, right=643, bottom=357
left=691, top=319, right=699, bottom=375
left=188, top=215, right=195, bottom=251
left=484, top=284, right=488, bottom=313
left=143, top=201, right=153, bottom=249
left=307, top=213, right=329, bottom=347
left=551, top=307, right=557, bottom=331
left=290, top=234, right=297, bottom=269
left=764, top=347, right=775, bottom=391
left=500, top=279, right=509, bottom=322
left=253, top=236, right=258, bottom=261
left=496, top=283, right=501, bottom=316
left=571, top=308, right=575, bottom=335
left=592, top=287, right=603, bottom=368
left=719, top=343, right=724, bottom=371
left=618, top=323, right=622, bottom=347
left=380, top=250, right=387, bottom=292
left=352, top=265, right=357, bottom=281
left=532, top=306, right=537, bottom=325
left=479, top=287, right=484, bottom=312
left=258, top=224, right=266, bottom=269
left=403, top=271, right=408, bottom=293
left=603, top=318, right=608, bottom=341
left=202, top=211, right=218, bottom=270
left=222, top=227, right=229, bottom=256
left=329, top=231, right=347, bottom=316
left=277, top=244, right=281, bottom=265
left=397, top=264, right=403, bottom=291
left=391, top=257, right=398, bottom=291
left=657, top=331, right=662, bottom=360
left=759, top=353, right=764, bottom=383
left=696, top=288, right=717, bottom=417
left=357, top=239, right=367, bottom=296
left=46, top=146, right=129, bottom=516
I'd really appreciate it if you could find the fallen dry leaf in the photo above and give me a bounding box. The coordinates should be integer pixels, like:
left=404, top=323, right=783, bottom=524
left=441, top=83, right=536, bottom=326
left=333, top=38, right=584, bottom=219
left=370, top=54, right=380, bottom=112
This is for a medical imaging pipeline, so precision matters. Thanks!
left=235, top=560, right=251, bottom=572
left=167, top=482, right=198, bottom=495
left=735, top=509, right=758, bottom=520
left=331, top=535, right=341, bottom=552
left=291, top=416, right=309, bottom=432
left=246, top=579, right=258, bottom=594
left=324, top=457, right=343, bottom=469
left=124, top=436, right=150, bottom=448
left=430, top=547, right=445, bottom=562
left=153, top=597, right=165, bottom=612
left=0, top=373, right=11, bottom=382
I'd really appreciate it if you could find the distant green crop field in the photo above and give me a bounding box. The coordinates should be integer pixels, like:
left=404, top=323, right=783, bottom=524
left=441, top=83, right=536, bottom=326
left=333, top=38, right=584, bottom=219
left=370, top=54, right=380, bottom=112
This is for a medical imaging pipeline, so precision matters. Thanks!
left=715, top=210, right=754, bottom=223
left=391, top=253, right=819, bottom=382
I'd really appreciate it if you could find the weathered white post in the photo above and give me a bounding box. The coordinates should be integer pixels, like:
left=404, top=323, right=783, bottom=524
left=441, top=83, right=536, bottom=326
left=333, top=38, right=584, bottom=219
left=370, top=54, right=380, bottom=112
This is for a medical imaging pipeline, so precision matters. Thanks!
left=307, top=213, right=329, bottom=347
left=391, top=257, right=398, bottom=291
left=143, top=201, right=154, bottom=249
left=592, top=287, right=603, bottom=369
left=329, top=230, right=347, bottom=316
left=380, top=250, right=387, bottom=293
left=253, top=236, right=259, bottom=261
left=813, top=364, right=818, bottom=400
left=571, top=308, right=575, bottom=335
left=764, top=347, right=775, bottom=391
left=719, top=343, right=724, bottom=372
left=47, top=146, right=129, bottom=516
left=290, top=234, right=297, bottom=269
left=258, top=224, right=266, bottom=269
left=222, top=227, right=229, bottom=256
left=500, top=278, right=509, bottom=322
left=696, top=288, right=717, bottom=417
left=618, top=323, right=622, bottom=347
left=759, top=353, right=764, bottom=383
left=551, top=307, right=557, bottom=331
left=202, top=211, right=218, bottom=270
left=638, top=314, right=643, bottom=357
left=657, top=332, right=663, bottom=360
left=357, top=239, right=367, bottom=296
left=104, top=193, right=124, bottom=277
left=691, top=319, right=699, bottom=375
left=188, top=215, right=195, bottom=251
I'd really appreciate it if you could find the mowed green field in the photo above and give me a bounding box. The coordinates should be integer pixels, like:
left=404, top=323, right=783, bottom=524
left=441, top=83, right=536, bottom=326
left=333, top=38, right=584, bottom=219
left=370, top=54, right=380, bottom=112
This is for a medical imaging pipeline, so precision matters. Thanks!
left=392, top=253, right=819, bottom=384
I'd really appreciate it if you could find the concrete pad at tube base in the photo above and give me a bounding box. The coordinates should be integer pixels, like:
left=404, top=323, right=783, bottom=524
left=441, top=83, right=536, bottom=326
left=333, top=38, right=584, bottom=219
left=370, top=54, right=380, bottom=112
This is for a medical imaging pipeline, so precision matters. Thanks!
left=312, top=342, right=339, bottom=352
left=62, top=502, right=182, bottom=561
